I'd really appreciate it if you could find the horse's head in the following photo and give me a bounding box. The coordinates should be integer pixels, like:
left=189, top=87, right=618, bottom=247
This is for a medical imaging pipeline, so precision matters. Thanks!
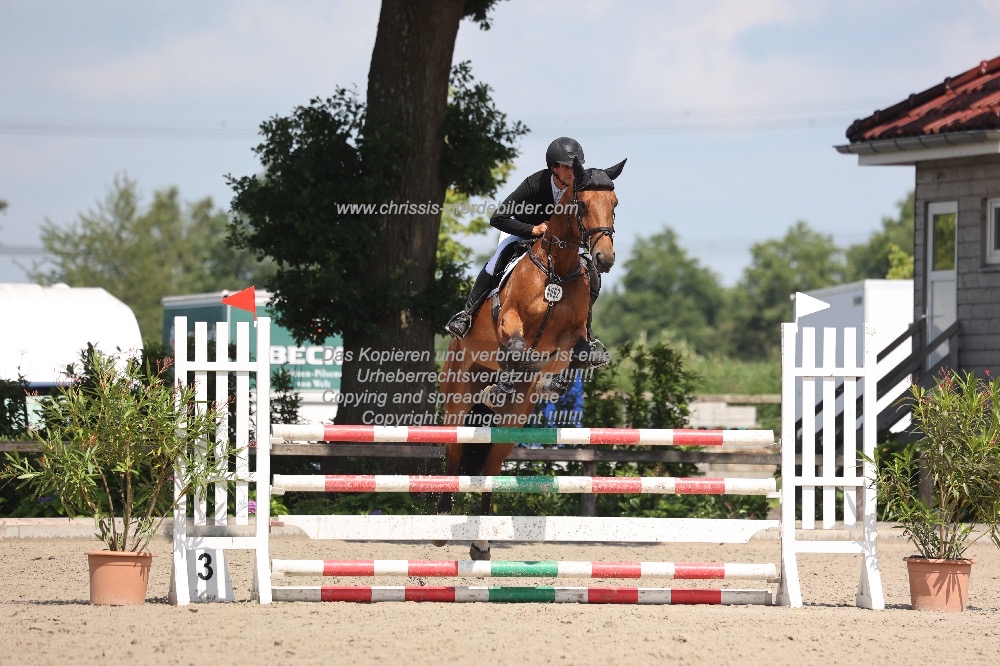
left=572, top=158, right=625, bottom=273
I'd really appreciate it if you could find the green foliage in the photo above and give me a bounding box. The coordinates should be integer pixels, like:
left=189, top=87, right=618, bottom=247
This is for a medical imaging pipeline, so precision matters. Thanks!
left=442, top=62, right=526, bottom=198
left=437, top=163, right=510, bottom=271
left=0, top=347, right=240, bottom=552
left=845, top=192, right=914, bottom=281
left=724, top=221, right=845, bottom=360
left=228, top=63, right=526, bottom=345
left=29, top=175, right=273, bottom=343
left=684, top=353, right=781, bottom=431
left=0, top=373, right=30, bottom=439
left=870, top=370, right=1000, bottom=559
left=229, top=87, right=383, bottom=343
left=594, top=228, right=726, bottom=354
left=885, top=242, right=914, bottom=279
left=686, top=354, right=780, bottom=396
left=462, top=0, right=504, bottom=29
left=582, top=342, right=770, bottom=520
left=270, top=368, right=303, bottom=428
left=593, top=193, right=915, bottom=364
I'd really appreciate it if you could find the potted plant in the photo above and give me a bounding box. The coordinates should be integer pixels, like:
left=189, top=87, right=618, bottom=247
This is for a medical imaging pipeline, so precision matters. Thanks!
left=0, top=345, right=237, bottom=605
left=872, top=369, right=1000, bottom=611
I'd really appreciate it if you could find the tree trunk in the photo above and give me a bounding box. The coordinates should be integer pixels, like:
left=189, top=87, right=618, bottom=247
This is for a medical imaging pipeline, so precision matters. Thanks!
left=334, top=0, right=466, bottom=473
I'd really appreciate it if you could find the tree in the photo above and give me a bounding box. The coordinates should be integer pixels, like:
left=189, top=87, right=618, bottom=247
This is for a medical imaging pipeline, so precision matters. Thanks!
left=723, top=221, right=845, bottom=359
left=228, top=0, right=525, bottom=430
left=30, top=175, right=272, bottom=342
left=594, top=227, right=726, bottom=354
left=845, top=192, right=914, bottom=280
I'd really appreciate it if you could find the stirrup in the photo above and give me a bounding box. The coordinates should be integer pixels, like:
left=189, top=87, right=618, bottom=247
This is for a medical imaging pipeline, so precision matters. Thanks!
left=586, top=338, right=610, bottom=369
left=482, top=379, right=515, bottom=411
left=445, top=310, right=472, bottom=340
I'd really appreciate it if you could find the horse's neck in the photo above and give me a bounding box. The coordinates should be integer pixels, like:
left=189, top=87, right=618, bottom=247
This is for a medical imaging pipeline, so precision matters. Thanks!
left=534, top=189, right=581, bottom=275
left=535, top=217, right=581, bottom=276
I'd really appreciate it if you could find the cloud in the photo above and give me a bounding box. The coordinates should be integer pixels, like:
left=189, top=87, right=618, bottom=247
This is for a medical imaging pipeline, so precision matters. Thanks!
left=620, top=0, right=828, bottom=108
left=51, top=2, right=379, bottom=107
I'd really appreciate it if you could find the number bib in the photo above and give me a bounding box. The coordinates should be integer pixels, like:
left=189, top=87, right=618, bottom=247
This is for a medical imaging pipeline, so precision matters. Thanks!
left=544, top=283, right=563, bottom=303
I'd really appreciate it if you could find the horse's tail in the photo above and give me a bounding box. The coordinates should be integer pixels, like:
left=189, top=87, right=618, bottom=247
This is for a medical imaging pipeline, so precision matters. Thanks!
left=458, top=403, right=496, bottom=475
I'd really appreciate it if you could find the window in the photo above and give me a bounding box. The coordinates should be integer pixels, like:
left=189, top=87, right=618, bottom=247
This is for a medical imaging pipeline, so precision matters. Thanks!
left=930, top=206, right=956, bottom=271
left=988, top=198, right=1000, bottom=265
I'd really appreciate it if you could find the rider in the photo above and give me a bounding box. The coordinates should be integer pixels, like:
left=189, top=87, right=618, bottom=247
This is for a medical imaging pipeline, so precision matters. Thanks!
left=444, top=137, right=608, bottom=368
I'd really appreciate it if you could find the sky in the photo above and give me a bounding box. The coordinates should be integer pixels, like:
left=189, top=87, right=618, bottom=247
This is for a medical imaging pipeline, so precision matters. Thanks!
left=2, top=0, right=999, bottom=290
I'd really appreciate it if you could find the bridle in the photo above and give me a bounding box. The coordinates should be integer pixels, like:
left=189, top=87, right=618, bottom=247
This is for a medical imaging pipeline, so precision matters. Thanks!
left=530, top=189, right=615, bottom=277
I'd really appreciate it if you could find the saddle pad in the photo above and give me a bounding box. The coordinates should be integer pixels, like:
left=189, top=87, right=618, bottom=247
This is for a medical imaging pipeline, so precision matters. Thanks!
left=488, top=252, right=529, bottom=299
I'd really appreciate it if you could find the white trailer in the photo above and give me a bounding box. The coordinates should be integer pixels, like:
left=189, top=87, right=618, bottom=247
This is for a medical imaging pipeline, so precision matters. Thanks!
left=0, top=283, right=142, bottom=386
left=796, top=279, right=913, bottom=433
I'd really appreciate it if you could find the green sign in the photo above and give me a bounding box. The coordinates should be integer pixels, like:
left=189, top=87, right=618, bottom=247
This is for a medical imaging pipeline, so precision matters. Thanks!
left=163, top=299, right=342, bottom=392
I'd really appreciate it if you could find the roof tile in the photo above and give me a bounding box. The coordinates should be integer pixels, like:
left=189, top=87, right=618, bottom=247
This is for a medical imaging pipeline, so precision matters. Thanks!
left=846, top=55, right=1000, bottom=142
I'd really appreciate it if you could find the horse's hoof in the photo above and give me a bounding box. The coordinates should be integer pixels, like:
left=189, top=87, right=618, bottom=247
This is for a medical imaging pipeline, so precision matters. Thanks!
left=482, top=380, right=515, bottom=411
left=431, top=539, right=448, bottom=547
left=586, top=339, right=611, bottom=369
left=537, top=375, right=570, bottom=400
left=469, top=544, right=491, bottom=561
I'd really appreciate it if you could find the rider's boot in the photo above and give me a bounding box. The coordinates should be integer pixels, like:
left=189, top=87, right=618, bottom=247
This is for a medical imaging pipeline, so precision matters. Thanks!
left=445, top=268, right=493, bottom=340
left=585, top=260, right=610, bottom=369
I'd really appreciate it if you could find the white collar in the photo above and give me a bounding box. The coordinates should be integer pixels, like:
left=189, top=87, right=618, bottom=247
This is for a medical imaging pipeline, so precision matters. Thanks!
left=551, top=174, right=567, bottom=202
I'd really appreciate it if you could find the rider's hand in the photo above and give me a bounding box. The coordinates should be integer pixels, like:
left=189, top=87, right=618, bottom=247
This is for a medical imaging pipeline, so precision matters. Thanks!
left=532, top=223, right=548, bottom=236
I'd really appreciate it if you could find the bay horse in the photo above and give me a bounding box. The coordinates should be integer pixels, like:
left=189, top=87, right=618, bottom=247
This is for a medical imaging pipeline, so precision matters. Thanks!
left=435, top=157, right=625, bottom=559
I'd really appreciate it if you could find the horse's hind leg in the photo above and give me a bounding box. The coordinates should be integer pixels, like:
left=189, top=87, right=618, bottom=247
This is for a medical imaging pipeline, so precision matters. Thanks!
left=469, top=491, right=493, bottom=561
left=432, top=441, right=464, bottom=547
left=469, top=442, right=516, bottom=561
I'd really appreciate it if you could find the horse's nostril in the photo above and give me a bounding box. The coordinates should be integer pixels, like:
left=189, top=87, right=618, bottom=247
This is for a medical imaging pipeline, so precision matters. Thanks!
left=595, top=252, right=615, bottom=273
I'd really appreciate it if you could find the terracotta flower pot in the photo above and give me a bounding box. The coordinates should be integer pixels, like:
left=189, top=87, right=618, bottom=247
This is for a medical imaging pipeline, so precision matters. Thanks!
left=86, top=550, right=154, bottom=605
left=904, top=556, right=973, bottom=612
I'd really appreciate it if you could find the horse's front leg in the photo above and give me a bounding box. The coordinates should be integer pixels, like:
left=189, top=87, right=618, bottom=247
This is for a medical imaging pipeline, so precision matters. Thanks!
left=535, top=335, right=594, bottom=401
left=484, top=311, right=531, bottom=410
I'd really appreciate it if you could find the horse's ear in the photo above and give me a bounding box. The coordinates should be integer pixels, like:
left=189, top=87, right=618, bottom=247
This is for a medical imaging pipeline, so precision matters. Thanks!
left=604, top=159, right=627, bottom=180
left=572, top=156, right=586, bottom=184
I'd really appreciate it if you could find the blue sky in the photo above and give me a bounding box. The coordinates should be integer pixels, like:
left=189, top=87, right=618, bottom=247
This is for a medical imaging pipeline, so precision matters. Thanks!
left=2, top=0, right=999, bottom=288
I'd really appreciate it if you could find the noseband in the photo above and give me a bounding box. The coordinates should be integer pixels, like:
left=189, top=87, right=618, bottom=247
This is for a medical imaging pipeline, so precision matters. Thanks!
left=574, top=192, right=615, bottom=255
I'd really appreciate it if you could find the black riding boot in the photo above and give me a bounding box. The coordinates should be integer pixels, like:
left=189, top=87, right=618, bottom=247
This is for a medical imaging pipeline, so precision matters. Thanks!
left=445, top=268, right=493, bottom=339
left=585, top=259, right=610, bottom=369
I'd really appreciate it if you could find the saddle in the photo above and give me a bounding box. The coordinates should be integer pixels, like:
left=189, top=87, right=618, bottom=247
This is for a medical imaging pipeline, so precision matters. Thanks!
left=490, top=243, right=590, bottom=330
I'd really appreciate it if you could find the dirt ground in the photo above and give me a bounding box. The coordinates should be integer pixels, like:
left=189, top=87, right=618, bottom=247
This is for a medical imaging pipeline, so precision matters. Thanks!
left=3, top=529, right=1000, bottom=666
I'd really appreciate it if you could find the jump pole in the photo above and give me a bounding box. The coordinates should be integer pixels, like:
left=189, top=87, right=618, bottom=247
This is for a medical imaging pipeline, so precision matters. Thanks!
left=272, top=559, right=778, bottom=580
left=273, top=586, right=773, bottom=604
left=271, top=424, right=776, bottom=448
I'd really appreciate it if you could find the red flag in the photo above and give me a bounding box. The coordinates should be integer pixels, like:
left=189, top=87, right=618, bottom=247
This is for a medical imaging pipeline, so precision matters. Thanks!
left=221, top=286, right=257, bottom=320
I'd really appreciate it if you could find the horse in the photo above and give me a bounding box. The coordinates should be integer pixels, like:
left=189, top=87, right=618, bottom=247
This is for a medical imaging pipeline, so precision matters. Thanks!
left=434, top=157, right=625, bottom=560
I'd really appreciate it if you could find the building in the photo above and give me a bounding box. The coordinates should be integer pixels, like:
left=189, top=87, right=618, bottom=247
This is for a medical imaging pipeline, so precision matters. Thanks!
left=837, top=55, right=1000, bottom=379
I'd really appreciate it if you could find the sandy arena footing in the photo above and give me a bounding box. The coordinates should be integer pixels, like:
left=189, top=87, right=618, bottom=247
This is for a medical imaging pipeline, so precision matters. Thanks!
left=3, top=527, right=1000, bottom=665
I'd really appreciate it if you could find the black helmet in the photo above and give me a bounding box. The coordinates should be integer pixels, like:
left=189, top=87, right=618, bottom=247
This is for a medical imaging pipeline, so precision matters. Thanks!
left=546, top=137, right=584, bottom=167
